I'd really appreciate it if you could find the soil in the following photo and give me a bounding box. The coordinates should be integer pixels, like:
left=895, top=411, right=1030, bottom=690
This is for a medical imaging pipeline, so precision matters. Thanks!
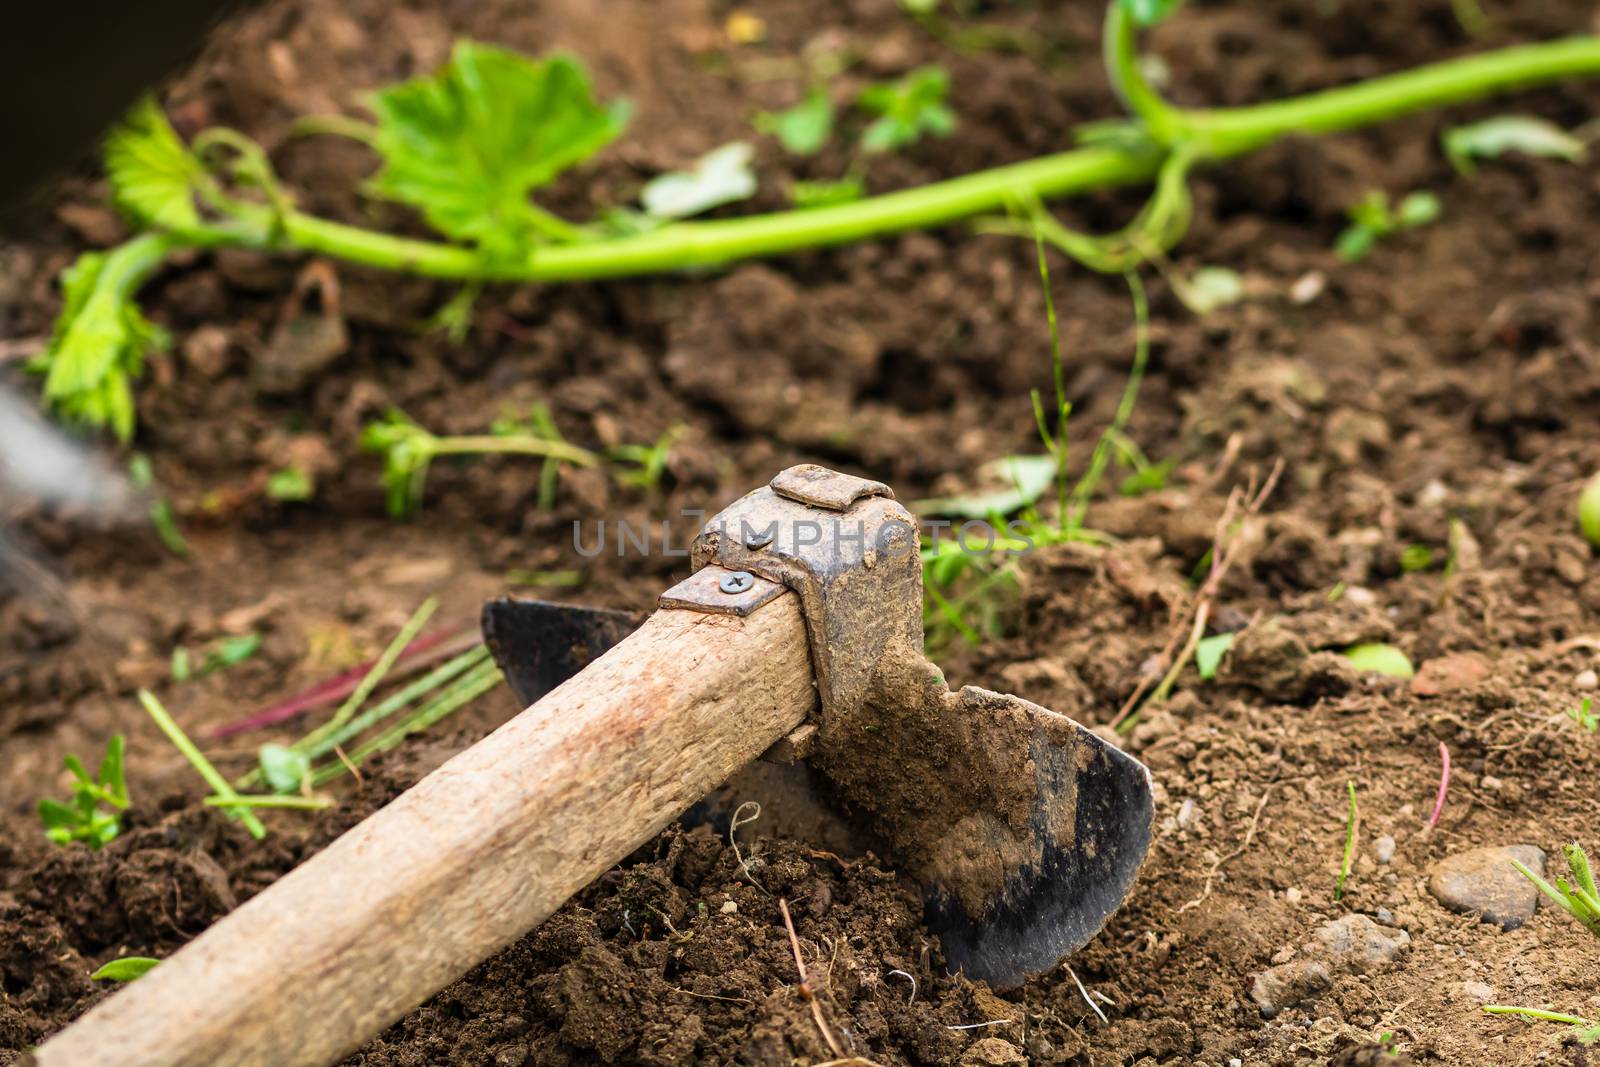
left=4, top=0, right=1600, bottom=1064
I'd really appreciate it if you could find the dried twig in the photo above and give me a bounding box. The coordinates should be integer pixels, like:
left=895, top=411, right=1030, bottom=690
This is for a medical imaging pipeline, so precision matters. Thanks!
left=780, top=898, right=847, bottom=1060
left=1111, top=459, right=1284, bottom=731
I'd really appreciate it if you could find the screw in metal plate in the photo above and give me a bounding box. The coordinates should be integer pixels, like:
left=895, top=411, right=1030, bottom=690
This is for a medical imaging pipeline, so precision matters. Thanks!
left=719, top=571, right=756, bottom=595
left=744, top=527, right=775, bottom=549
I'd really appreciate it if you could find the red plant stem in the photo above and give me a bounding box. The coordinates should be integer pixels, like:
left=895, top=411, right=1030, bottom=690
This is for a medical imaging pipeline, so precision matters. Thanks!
left=1428, top=741, right=1451, bottom=829
left=209, top=620, right=480, bottom=738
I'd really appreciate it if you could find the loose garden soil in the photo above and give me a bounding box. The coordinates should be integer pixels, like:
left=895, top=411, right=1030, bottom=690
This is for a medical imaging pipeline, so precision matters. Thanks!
left=4, top=0, right=1600, bottom=1064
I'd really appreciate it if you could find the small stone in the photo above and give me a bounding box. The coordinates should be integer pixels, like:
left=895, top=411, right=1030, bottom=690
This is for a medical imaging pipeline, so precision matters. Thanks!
left=1290, top=270, right=1326, bottom=305
left=1343, top=586, right=1377, bottom=607
left=1177, top=799, right=1199, bottom=829
left=1428, top=845, right=1546, bottom=929
left=1285, top=886, right=1302, bottom=905
left=1576, top=668, right=1598, bottom=690
left=1374, top=835, right=1396, bottom=865
left=1416, top=480, right=1450, bottom=508
left=719, top=900, right=738, bottom=915
left=960, top=1037, right=1027, bottom=1066
left=1249, top=914, right=1409, bottom=1017
left=1375, top=908, right=1393, bottom=923
left=1271, top=946, right=1296, bottom=965
left=1481, top=775, right=1504, bottom=792
left=1310, top=913, right=1411, bottom=973
left=1457, top=981, right=1496, bottom=1003
left=1250, top=959, right=1332, bottom=1017
left=1410, top=652, right=1491, bottom=697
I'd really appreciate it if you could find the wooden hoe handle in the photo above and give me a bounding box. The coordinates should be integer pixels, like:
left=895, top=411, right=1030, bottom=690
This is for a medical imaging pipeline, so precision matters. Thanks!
left=35, top=594, right=815, bottom=1067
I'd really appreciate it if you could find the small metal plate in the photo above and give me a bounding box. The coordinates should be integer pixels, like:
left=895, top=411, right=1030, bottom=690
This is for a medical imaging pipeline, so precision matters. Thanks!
left=769, top=464, right=893, bottom=511
left=658, top=564, right=785, bottom=617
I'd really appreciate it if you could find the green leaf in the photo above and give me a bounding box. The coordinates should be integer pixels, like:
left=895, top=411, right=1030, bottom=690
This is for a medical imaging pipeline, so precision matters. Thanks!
left=367, top=43, right=630, bottom=260
left=37, top=798, right=82, bottom=833
left=63, top=754, right=94, bottom=788
left=1396, top=190, right=1442, bottom=229
left=266, top=465, right=315, bottom=502
left=38, top=247, right=169, bottom=442
left=641, top=142, right=758, bottom=220
left=92, top=957, right=160, bottom=982
left=790, top=175, right=864, bottom=209
left=1334, top=224, right=1377, bottom=263
left=1119, top=0, right=1184, bottom=26
left=757, top=88, right=834, bottom=156
left=1400, top=544, right=1434, bottom=572
left=1342, top=643, right=1415, bottom=679
left=912, top=455, right=1057, bottom=519
left=1443, top=115, right=1586, bottom=175
left=857, top=67, right=955, bottom=154
left=258, top=743, right=312, bottom=794
left=205, top=633, right=263, bottom=673
left=1194, top=632, right=1234, bottom=681
left=98, top=735, right=128, bottom=807
left=104, top=98, right=201, bottom=230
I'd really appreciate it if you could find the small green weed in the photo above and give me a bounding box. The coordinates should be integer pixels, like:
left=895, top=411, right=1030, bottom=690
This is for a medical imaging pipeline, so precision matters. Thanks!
left=363, top=407, right=683, bottom=517
left=858, top=67, right=956, bottom=153
left=1512, top=843, right=1600, bottom=938
left=1335, top=780, right=1359, bottom=902
left=1335, top=189, right=1442, bottom=262
left=1569, top=696, right=1599, bottom=732
left=38, top=736, right=129, bottom=848
left=170, top=632, right=262, bottom=682
left=265, top=465, right=315, bottom=502
left=128, top=453, right=189, bottom=557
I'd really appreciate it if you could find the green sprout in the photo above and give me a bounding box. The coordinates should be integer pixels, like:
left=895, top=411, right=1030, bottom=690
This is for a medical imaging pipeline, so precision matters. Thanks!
left=1512, top=843, right=1600, bottom=939
left=265, top=465, right=315, bottom=502
left=1336, top=780, right=1359, bottom=902
left=757, top=87, right=834, bottom=156
left=38, top=736, right=129, bottom=848
left=128, top=453, right=189, bottom=557
left=360, top=408, right=600, bottom=518
left=1568, top=697, right=1599, bottom=732
left=1335, top=189, right=1443, bottom=262
left=170, top=632, right=262, bottom=682
left=857, top=67, right=956, bottom=153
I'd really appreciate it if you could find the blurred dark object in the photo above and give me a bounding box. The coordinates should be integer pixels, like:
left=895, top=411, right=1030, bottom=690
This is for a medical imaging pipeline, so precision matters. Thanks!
left=0, top=0, right=244, bottom=218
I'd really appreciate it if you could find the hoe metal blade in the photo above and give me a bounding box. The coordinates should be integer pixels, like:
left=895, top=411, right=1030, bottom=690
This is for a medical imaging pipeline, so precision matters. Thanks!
left=919, top=693, right=1153, bottom=989
left=481, top=597, right=643, bottom=706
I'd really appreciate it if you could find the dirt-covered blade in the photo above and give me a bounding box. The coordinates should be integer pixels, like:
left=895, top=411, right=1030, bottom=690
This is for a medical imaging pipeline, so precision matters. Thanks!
left=919, top=694, right=1153, bottom=989
left=481, top=597, right=643, bottom=707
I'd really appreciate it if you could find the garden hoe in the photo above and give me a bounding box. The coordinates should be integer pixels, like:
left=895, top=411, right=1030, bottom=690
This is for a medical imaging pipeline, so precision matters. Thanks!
left=35, top=465, right=1153, bottom=1067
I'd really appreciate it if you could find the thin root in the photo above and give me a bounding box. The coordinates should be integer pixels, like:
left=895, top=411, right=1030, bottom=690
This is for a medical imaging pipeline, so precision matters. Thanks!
left=780, top=897, right=847, bottom=1059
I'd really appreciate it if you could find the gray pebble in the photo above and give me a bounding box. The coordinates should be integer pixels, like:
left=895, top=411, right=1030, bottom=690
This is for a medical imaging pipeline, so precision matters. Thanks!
left=1428, top=845, right=1546, bottom=930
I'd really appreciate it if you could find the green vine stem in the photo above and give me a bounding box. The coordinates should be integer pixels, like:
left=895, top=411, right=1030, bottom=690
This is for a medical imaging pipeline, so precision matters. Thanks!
left=155, top=33, right=1600, bottom=285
